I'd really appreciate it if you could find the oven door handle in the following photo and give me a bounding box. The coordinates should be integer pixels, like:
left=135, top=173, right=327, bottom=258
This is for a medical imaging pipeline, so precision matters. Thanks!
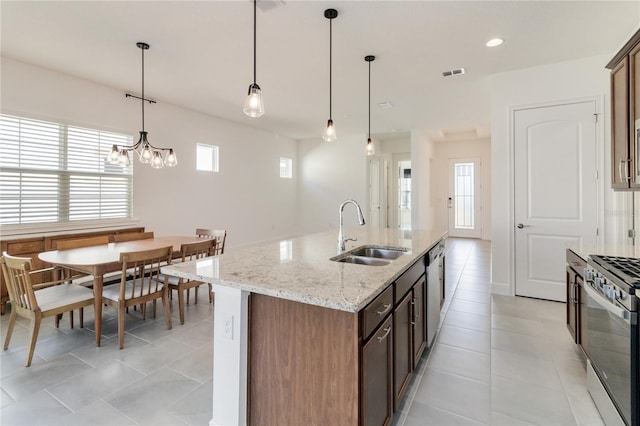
left=584, top=283, right=630, bottom=323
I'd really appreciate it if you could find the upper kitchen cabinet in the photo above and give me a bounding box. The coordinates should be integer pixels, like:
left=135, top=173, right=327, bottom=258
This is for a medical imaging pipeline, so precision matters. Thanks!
left=608, top=29, right=640, bottom=190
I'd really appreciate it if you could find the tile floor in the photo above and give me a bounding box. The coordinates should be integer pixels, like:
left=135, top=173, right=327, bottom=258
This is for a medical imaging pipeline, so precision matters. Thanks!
left=397, top=238, right=604, bottom=426
left=0, top=238, right=604, bottom=425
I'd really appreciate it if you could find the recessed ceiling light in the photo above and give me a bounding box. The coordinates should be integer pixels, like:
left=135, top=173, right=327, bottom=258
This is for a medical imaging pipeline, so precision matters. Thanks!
left=378, top=102, right=393, bottom=109
left=486, top=38, right=504, bottom=47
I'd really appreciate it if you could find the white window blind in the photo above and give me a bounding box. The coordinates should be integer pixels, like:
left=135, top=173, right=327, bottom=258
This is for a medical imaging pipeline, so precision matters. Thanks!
left=0, top=114, right=133, bottom=226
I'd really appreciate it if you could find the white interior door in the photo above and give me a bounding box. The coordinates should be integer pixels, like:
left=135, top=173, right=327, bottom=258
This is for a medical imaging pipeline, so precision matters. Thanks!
left=514, top=101, right=598, bottom=301
left=448, top=158, right=482, bottom=238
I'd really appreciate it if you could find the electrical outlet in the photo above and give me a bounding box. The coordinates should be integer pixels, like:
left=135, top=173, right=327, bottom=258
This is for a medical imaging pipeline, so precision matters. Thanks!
left=222, top=312, right=233, bottom=340
left=628, top=229, right=637, bottom=239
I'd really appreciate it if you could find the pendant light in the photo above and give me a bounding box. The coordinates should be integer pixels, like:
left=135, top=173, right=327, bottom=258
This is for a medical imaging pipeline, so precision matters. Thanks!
left=365, top=55, right=375, bottom=156
left=243, top=0, right=264, bottom=117
left=323, top=8, right=338, bottom=142
left=107, top=42, right=177, bottom=168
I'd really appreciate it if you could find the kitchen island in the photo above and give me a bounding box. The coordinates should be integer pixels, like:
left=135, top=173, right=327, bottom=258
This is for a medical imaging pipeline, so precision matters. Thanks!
left=162, top=227, right=446, bottom=426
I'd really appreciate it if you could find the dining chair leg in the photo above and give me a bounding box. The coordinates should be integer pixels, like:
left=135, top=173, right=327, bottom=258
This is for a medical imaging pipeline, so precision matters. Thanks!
left=3, top=309, right=17, bottom=350
left=118, top=302, right=126, bottom=350
left=80, top=307, right=84, bottom=328
left=177, top=285, right=185, bottom=325
left=69, top=310, right=74, bottom=329
left=194, top=288, right=198, bottom=305
left=163, top=290, right=172, bottom=330
left=26, top=314, right=42, bottom=367
left=208, top=283, right=213, bottom=304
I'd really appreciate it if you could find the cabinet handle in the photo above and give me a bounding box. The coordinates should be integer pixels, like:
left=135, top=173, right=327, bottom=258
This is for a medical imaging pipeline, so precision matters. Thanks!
left=619, top=159, right=631, bottom=182
left=377, top=325, right=392, bottom=343
left=375, top=303, right=392, bottom=317
left=569, top=280, right=575, bottom=303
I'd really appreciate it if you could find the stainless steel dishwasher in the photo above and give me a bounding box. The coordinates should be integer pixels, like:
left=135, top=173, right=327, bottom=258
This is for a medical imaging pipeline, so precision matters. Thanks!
left=426, top=242, right=444, bottom=347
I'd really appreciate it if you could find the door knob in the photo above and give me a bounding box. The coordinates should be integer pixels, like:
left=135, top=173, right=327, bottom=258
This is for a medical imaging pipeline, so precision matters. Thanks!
left=517, top=223, right=530, bottom=229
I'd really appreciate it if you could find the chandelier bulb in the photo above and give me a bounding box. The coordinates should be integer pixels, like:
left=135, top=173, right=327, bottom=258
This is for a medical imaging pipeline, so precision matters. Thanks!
left=165, top=149, right=178, bottom=167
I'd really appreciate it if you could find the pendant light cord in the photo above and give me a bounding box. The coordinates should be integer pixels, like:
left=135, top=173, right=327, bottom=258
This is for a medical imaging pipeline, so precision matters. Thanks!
left=368, top=60, right=371, bottom=139
left=141, top=45, right=145, bottom=132
left=253, top=0, right=257, bottom=85
left=329, top=17, right=332, bottom=120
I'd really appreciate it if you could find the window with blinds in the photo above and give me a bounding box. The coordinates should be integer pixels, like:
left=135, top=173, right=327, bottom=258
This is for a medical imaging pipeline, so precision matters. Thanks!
left=0, top=114, right=134, bottom=226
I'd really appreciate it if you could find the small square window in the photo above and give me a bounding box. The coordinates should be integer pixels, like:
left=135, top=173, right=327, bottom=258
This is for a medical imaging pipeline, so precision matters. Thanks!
left=280, top=157, right=292, bottom=178
left=197, top=143, right=219, bottom=172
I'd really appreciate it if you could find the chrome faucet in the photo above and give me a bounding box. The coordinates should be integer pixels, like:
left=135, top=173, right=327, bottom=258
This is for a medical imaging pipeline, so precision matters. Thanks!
left=338, top=199, right=366, bottom=252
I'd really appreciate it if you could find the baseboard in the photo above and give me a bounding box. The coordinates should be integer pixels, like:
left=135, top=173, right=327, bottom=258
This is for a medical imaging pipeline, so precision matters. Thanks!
left=491, top=281, right=511, bottom=295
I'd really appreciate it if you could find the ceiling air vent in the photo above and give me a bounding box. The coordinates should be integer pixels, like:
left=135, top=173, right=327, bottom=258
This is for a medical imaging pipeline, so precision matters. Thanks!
left=442, top=68, right=466, bottom=77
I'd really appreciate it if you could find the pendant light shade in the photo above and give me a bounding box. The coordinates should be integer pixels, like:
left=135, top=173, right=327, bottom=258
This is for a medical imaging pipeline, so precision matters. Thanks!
left=107, top=42, right=177, bottom=168
left=323, top=8, right=338, bottom=142
left=244, top=0, right=264, bottom=117
left=365, top=55, right=375, bottom=156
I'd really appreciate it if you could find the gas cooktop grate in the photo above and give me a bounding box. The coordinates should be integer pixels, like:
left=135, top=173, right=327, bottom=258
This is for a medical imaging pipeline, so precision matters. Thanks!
left=591, top=255, right=640, bottom=286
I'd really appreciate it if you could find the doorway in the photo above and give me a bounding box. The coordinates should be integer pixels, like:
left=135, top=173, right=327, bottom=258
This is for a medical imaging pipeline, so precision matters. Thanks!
left=447, top=158, right=482, bottom=238
left=398, top=160, right=412, bottom=230
left=513, top=100, right=598, bottom=301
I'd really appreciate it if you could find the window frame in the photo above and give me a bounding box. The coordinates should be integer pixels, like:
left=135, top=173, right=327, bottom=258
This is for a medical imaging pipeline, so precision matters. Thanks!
left=0, top=113, right=137, bottom=236
left=196, top=143, right=219, bottom=173
left=279, top=157, right=293, bottom=179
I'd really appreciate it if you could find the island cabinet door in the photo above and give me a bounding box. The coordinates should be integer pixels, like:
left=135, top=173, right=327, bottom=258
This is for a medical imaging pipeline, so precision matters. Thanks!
left=361, top=315, right=393, bottom=426
left=412, top=276, right=427, bottom=365
left=393, top=291, right=413, bottom=410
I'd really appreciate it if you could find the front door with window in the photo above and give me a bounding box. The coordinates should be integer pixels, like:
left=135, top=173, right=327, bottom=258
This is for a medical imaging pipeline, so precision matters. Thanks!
left=448, top=158, right=481, bottom=238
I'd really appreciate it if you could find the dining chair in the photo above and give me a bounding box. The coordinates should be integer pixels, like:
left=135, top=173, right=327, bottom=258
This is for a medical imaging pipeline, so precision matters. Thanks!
left=0, top=253, right=95, bottom=367
left=101, top=246, right=173, bottom=349
left=164, top=239, right=216, bottom=324
left=195, top=228, right=226, bottom=255
left=196, top=229, right=226, bottom=304
left=54, top=236, right=117, bottom=286
left=55, top=235, right=110, bottom=250
left=112, top=231, right=155, bottom=243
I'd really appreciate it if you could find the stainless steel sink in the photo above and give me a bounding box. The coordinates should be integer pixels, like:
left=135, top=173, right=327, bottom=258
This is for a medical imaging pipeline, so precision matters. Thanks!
left=334, top=255, right=391, bottom=266
left=330, top=245, right=407, bottom=266
left=349, top=246, right=406, bottom=260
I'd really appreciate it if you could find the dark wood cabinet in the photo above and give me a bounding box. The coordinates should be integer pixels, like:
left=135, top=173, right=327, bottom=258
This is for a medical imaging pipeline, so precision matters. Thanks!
left=565, top=249, right=586, bottom=344
left=608, top=29, right=640, bottom=190
left=362, top=315, right=393, bottom=426
left=412, top=276, right=427, bottom=364
left=393, top=292, right=412, bottom=409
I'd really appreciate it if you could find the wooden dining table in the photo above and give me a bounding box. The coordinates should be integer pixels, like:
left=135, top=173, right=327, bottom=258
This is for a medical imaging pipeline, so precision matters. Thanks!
left=38, top=236, right=206, bottom=346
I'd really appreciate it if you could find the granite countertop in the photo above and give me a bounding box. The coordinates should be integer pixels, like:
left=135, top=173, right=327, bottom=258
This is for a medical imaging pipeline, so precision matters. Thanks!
left=161, top=227, right=446, bottom=313
left=568, top=242, right=640, bottom=260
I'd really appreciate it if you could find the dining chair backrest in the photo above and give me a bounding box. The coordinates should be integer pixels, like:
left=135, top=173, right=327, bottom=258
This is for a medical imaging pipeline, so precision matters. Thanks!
left=113, top=231, right=155, bottom=243
left=181, top=239, right=216, bottom=262
left=1, top=254, right=40, bottom=314
left=118, top=246, right=172, bottom=301
left=55, top=235, right=110, bottom=251
left=195, top=229, right=226, bottom=255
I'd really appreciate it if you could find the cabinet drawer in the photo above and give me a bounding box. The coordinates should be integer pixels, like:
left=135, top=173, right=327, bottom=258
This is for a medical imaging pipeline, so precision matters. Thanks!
left=362, top=285, right=393, bottom=341
left=6, top=240, right=45, bottom=255
left=566, top=250, right=586, bottom=275
left=395, top=256, right=425, bottom=304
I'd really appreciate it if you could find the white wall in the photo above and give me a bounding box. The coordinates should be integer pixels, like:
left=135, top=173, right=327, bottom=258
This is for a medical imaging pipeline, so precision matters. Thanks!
left=490, top=54, right=620, bottom=295
left=411, top=129, right=436, bottom=231
left=297, top=134, right=368, bottom=235
left=432, top=138, right=492, bottom=240
left=1, top=57, right=299, bottom=248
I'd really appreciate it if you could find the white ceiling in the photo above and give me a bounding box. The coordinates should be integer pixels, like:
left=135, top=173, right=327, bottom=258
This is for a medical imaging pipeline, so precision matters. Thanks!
left=1, top=1, right=638, bottom=141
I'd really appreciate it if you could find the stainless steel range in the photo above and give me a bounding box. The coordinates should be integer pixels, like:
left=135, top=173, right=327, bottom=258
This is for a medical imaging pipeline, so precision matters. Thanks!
left=585, top=255, right=639, bottom=426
